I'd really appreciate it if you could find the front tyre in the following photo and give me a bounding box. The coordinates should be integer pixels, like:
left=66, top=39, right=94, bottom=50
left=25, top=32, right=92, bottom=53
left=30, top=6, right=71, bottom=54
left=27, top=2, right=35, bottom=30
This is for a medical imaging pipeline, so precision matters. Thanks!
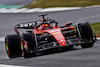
left=81, top=42, right=94, bottom=48
left=76, top=22, right=94, bottom=48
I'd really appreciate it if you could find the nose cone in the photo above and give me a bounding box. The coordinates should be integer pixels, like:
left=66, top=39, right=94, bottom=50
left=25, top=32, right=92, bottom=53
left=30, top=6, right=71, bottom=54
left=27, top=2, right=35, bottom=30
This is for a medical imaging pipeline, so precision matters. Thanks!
left=44, top=28, right=67, bottom=46
left=50, top=29, right=67, bottom=46
left=59, top=40, right=66, bottom=46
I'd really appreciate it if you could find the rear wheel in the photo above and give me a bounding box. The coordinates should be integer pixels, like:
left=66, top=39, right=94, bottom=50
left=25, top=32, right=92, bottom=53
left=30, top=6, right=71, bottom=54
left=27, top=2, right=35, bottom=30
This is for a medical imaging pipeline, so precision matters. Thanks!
left=76, top=22, right=94, bottom=48
left=22, top=33, right=36, bottom=58
left=5, top=34, right=22, bottom=58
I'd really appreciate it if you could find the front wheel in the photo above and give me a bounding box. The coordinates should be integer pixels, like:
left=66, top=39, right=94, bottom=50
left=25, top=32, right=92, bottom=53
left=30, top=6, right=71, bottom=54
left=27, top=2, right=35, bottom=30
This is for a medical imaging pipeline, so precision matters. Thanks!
left=76, top=22, right=94, bottom=48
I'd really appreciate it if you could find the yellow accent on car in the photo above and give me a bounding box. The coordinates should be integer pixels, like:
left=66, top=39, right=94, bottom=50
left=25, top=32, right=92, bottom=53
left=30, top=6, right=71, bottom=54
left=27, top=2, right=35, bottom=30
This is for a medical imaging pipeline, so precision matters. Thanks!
left=42, top=32, right=44, bottom=36
left=21, top=42, right=23, bottom=50
left=54, top=32, right=60, bottom=34
left=77, top=42, right=80, bottom=44
left=45, top=24, right=48, bottom=27
left=62, top=42, right=64, bottom=44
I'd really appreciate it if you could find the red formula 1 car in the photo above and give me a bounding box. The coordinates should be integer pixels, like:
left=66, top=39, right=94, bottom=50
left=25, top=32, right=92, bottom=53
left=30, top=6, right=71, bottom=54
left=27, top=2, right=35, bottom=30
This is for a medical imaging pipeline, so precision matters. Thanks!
left=5, top=14, right=97, bottom=58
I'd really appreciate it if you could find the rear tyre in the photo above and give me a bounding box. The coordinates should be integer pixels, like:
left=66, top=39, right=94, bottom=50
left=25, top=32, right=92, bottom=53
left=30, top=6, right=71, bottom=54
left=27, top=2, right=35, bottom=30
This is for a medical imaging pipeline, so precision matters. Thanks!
left=5, top=34, right=22, bottom=58
left=22, top=33, right=36, bottom=58
left=76, top=22, right=94, bottom=48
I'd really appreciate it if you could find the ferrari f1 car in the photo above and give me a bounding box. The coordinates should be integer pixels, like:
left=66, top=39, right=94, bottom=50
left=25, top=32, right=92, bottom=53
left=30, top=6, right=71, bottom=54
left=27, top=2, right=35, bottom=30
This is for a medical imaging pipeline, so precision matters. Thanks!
left=5, top=14, right=97, bottom=58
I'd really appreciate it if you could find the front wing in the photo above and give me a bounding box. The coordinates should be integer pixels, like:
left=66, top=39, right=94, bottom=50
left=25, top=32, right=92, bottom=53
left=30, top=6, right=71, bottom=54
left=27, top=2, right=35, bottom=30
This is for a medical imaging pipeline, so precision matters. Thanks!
left=26, top=38, right=95, bottom=53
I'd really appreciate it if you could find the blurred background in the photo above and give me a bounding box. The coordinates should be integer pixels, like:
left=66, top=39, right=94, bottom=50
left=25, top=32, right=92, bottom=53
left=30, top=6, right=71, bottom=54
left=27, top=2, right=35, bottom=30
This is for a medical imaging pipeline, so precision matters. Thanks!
left=0, top=0, right=100, bottom=67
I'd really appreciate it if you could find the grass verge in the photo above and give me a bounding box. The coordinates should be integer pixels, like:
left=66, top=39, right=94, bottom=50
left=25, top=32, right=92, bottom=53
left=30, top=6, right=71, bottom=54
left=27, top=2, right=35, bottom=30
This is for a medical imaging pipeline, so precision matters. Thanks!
left=91, top=22, right=100, bottom=37
left=25, top=0, right=100, bottom=8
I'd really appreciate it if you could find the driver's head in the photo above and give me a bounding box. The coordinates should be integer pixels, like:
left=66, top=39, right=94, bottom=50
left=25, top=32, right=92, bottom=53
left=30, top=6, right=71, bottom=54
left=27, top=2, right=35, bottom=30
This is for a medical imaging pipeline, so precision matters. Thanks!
left=43, top=24, right=49, bottom=28
left=41, top=24, right=50, bottom=30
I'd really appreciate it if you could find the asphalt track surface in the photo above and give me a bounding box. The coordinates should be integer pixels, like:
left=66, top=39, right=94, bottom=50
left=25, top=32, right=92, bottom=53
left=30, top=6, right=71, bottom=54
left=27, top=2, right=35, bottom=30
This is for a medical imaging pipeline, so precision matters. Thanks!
left=0, top=0, right=35, bottom=5
left=0, top=7, right=100, bottom=67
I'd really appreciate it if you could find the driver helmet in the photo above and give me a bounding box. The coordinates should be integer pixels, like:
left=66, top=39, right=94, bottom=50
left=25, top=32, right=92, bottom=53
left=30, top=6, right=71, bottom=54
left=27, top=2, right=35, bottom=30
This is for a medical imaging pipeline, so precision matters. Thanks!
left=42, top=24, right=50, bottom=29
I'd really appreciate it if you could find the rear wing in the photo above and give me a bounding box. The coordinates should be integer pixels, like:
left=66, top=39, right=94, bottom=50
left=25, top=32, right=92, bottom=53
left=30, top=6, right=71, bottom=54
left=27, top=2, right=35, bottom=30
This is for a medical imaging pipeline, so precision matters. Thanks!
left=14, top=21, right=36, bottom=34
left=14, top=21, right=36, bottom=29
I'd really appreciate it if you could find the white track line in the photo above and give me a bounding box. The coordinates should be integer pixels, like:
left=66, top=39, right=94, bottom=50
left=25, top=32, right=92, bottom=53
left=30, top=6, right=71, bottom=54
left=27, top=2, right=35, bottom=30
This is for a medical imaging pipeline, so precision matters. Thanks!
left=0, top=6, right=100, bottom=13
left=69, top=14, right=100, bottom=22
left=0, top=37, right=5, bottom=41
left=0, top=7, right=81, bottom=13
left=23, top=8, right=42, bottom=13
left=0, top=8, right=7, bottom=12
left=0, top=64, right=27, bottom=67
left=0, top=8, right=18, bottom=13
left=97, top=38, right=100, bottom=40
left=38, top=7, right=82, bottom=12
left=9, top=8, right=28, bottom=13
left=85, top=5, right=100, bottom=8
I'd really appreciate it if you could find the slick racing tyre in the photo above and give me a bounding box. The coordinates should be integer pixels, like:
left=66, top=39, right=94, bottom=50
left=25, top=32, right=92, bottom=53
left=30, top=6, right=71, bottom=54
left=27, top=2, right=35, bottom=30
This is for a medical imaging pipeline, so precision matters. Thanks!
left=76, top=22, right=94, bottom=48
left=22, top=33, right=36, bottom=58
left=5, top=34, right=22, bottom=58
